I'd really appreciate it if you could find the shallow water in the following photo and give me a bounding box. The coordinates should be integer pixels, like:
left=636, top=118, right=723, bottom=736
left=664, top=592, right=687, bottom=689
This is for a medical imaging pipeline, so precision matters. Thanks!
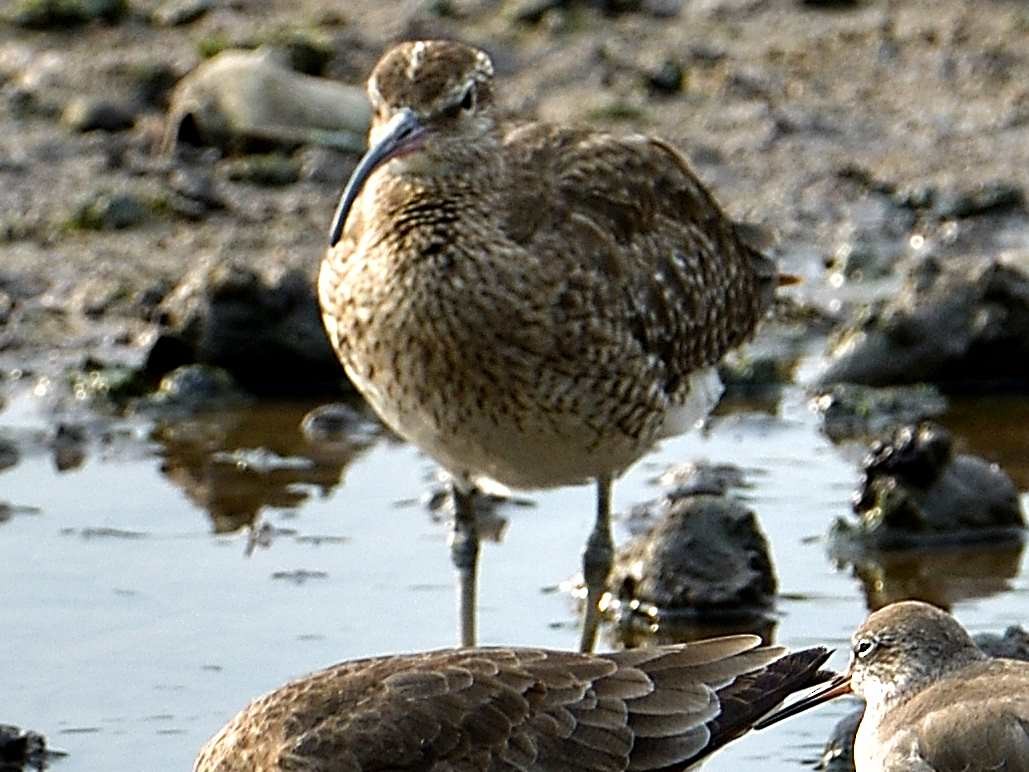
left=1, top=362, right=1027, bottom=771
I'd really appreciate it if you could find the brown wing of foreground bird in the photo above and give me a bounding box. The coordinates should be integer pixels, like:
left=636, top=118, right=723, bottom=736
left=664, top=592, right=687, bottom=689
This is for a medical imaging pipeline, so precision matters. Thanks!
left=757, top=600, right=1029, bottom=771
left=194, top=638, right=831, bottom=771
left=318, top=39, right=789, bottom=652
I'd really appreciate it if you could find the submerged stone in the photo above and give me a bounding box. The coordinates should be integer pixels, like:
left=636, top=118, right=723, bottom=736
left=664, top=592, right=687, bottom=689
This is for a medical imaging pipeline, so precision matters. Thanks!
left=814, top=383, right=948, bottom=442
left=66, top=191, right=148, bottom=231
left=975, top=624, right=1029, bottom=661
left=222, top=153, right=301, bottom=187
left=934, top=180, right=1025, bottom=220
left=0, top=723, right=55, bottom=769
left=8, top=0, right=127, bottom=28
left=61, top=96, right=136, bottom=132
left=147, top=258, right=345, bottom=396
left=301, top=403, right=377, bottom=447
left=820, top=257, right=1029, bottom=392
left=831, top=422, right=1024, bottom=551
left=612, top=490, right=777, bottom=622
left=139, top=364, right=248, bottom=413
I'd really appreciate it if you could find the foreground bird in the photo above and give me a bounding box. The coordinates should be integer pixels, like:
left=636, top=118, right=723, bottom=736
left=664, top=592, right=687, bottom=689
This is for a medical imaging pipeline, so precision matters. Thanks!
left=194, top=638, right=830, bottom=771
left=757, top=600, right=1029, bottom=771
left=319, top=40, right=782, bottom=650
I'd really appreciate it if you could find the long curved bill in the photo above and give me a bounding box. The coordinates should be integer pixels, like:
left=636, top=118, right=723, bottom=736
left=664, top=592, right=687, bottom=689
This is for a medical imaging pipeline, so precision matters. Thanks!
left=328, top=107, right=426, bottom=247
left=754, top=672, right=853, bottom=729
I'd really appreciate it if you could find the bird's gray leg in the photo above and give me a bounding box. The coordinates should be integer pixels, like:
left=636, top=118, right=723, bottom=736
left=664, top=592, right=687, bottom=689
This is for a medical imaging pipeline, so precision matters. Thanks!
left=450, top=479, right=479, bottom=648
left=579, top=474, right=614, bottom=653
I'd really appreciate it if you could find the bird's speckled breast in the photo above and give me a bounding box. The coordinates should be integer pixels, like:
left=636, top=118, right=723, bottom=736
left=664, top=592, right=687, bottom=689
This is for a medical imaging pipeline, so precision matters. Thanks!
left=319, top=183, right=656, bottom=489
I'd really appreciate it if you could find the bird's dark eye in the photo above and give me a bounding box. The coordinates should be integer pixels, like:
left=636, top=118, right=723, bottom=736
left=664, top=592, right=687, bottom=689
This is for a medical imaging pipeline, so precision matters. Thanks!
left=854, top=637, right=877, bottom=659
left=440, top=85, right=475, bottom=120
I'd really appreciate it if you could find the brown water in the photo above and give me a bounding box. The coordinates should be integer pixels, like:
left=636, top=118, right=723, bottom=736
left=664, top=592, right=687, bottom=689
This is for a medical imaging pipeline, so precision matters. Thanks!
left=1, top=360, right=1026, bottom=771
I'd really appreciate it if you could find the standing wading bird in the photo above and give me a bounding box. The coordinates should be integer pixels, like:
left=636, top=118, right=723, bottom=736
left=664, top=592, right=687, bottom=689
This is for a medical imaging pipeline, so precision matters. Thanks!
left=319, top=40, right=787, bottom=651
left=756, top=600, right=1029, bottom=771
left=194, top=638, right=832, bottom=771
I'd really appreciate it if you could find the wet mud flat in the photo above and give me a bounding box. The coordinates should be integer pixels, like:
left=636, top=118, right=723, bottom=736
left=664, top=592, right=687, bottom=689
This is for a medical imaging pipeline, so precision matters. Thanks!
left=2, top=0, right=1029, bottom=769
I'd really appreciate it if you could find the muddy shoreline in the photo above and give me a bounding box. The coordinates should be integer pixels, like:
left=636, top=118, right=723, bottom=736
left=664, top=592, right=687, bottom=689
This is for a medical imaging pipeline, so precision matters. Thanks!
left=2, top=0, right=1027, bottom=389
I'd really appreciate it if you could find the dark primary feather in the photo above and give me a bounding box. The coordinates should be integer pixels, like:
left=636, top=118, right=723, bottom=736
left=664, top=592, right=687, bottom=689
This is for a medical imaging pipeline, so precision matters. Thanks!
left=688, top=647, right=834, bottom=768
left=193, top=641, right=831, bottom=772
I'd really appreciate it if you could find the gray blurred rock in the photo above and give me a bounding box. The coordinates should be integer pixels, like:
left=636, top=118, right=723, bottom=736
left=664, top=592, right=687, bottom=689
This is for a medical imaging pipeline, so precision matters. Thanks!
left=651, top=460, right=749, bottom=498
left=152, top=0, right=212, bottom=26
left=0, top=723, right=52, bottom=769
left=824, top=195, right=913, bottom=282
left=641, top=0, right=683, bottom=16
left=613, top=490, right=776, bottom=620
left=8, top=0, right=127, bottom=28
left=0, top=437, right=18, bottom=472
left=934, top=180, right=1025, bottom=220
left=820, top=257, right=1029, bottom=391
left=301, top=402, right=378, bottom=447
left=0, top=290, right=13, bottom=325
left=147, top=258, right=347, bottom=396
left=817, top=706, right=862, bottom=771
left=509, top=0, right=563, bottom=24
left=801, top=0, right=859, bottom=7
left=832, top=422, right=1024, bottom=550
left=52, top=422, right=86, bottom=472
left=644, top=59, right=684, bottom=95
left=975, top=625, right=1029, bottom=661
left=222, top=153, right=301, bottom=187
left=67, top=191, right=148, bottom=230
left=164, top=167, right=226, bottom=220
left=162, top=48, right=369, bottom=155
left=814, top=383, right=948, bottom=442
left=137, top=364, right=249, bottom=414
left=718, top=348, right=796, bottom=400
left=62, top=96, right=136, bottom=132
left=299, top=146, right=356, bottom=185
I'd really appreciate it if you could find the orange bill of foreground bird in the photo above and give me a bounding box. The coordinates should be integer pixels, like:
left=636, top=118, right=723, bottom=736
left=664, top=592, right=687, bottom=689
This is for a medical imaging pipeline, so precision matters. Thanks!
left=757, top=600, right=1029, bottom=771
left=194, top=638, right=831, bottom=771
left=319, top=39, right=786, bottom=651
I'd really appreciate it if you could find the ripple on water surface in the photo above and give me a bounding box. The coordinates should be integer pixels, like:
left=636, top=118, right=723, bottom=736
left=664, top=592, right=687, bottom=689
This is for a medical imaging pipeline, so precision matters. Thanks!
left=0, top=378, right=1026, bottom=771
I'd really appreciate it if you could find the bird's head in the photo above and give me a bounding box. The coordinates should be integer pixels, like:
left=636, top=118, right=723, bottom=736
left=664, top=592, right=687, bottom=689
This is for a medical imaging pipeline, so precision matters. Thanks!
left=755, top=601, right=985, bottom=730
left=329, top=40, right=497, bottom=246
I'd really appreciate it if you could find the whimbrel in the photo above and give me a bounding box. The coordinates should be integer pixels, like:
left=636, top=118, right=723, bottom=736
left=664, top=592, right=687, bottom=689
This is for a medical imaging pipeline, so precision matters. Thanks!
left=194, top=638, right=831, bottom=771
left=319, top=40, right=783, bottom=651
left=757, top=600, right=1029, bottom=770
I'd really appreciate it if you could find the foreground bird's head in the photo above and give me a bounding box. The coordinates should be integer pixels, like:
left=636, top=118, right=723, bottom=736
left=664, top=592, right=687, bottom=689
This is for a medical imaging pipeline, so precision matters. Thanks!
left=757, top=601, right=985, bottom=729
left=329, top=40, right=497, bottom=246
left=844, top=600, right=984, bottom=709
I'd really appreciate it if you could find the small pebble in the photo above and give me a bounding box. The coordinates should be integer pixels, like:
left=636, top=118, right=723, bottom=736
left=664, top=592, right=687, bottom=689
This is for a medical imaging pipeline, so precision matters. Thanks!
left=222, top=154, right=301, bottom=187
left=67, top=191, right=148, bottom=231
left=62, top=96, right=135, bottom=133
left=152, top=0, right=213, bottom=26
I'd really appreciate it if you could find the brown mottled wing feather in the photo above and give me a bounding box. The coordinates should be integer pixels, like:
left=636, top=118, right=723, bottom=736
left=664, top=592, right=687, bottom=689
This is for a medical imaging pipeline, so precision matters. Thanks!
left=194, top=640, right=809, bottom=772
left=195, top=647, right=627, bottom=772
left=501, top=123, right=776, bottom=395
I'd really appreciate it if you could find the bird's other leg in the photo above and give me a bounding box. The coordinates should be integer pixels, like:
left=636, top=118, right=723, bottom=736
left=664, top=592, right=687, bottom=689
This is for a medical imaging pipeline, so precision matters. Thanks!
left=449, top=478, right=479, bottom=648
left=579, top=474, right=614, bottom=653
